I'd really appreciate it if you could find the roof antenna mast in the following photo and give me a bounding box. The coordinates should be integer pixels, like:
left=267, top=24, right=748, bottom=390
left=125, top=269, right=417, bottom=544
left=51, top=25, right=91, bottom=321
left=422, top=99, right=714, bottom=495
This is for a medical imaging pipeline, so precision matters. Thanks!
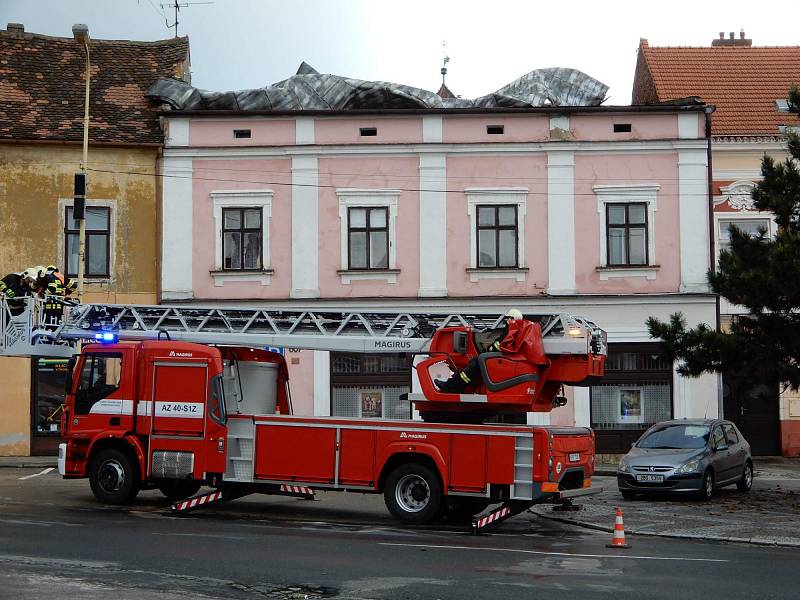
left=162, top=0, right=212, bottom=37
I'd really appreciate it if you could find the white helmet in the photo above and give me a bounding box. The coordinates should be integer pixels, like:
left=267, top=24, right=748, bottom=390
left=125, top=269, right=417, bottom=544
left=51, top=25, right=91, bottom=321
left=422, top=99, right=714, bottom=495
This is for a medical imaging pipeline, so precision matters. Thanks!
left=505, top=308, right=523, bottom=321
left=22, top=267, right=40, bottom=281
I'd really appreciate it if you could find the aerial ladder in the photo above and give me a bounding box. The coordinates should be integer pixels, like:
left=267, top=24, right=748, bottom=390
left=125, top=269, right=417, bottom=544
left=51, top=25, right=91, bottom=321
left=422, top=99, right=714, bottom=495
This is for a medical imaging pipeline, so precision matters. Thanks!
left=3, top=297, right=607, bottom=420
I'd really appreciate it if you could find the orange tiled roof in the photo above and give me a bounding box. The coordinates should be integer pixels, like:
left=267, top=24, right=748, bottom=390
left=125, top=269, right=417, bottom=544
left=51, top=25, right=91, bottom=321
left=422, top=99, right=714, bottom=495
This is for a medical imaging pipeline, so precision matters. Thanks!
left=0, top=25, right=189, bottom=144
left=633, top=39, right=800, bottom=136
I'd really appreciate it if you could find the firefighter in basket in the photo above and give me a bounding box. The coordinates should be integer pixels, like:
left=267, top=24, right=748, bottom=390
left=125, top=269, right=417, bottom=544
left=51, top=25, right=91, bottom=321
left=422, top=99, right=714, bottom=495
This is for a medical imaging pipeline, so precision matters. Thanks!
left=35, top=265, right=76, bottom=326
left=434, top=308, right=528, bottom=393
left=0, top=268, right=40, bottom=316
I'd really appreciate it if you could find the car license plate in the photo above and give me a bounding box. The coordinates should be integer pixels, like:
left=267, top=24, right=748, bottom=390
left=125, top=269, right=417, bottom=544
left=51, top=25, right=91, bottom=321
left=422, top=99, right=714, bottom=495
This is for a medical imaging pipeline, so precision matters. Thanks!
left=635, top=474, right=664, bottom=483
left=569, top=453, right=580, bottom=462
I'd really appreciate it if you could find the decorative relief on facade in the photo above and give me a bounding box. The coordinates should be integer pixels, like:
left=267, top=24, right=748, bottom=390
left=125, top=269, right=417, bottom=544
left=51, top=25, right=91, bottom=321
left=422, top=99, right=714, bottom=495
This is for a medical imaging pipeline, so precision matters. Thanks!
left=720, top=180, right=756, bottom=211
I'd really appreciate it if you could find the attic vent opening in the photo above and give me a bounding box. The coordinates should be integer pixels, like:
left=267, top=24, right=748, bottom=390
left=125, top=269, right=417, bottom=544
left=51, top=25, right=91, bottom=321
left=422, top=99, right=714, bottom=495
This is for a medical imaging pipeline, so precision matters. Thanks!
left=487, top=125, right=505, bottom=135
left=360, top=127, right=378, bottom=137
left=613, top=123, right=632, bottom=133
left=234, top=129, right=252, bottom=139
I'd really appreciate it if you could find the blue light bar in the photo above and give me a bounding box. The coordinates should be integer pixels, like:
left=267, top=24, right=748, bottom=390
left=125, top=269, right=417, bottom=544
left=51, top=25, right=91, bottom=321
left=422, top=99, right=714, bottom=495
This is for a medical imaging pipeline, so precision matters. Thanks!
left=94, top=332, right=118, bottom=343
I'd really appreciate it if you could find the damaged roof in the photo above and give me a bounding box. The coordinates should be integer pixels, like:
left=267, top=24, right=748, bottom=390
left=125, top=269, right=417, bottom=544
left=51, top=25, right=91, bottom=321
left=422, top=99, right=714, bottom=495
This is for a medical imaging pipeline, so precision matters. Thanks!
left=147, top=63, right=609, bottom=112
left=633, top=38, right=800, bottom=136
left=0, top=24, right=189, bottom=144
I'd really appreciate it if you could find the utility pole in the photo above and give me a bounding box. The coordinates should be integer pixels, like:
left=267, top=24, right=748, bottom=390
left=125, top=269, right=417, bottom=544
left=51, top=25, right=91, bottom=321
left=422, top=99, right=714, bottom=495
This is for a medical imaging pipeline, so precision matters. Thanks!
left=72, top=24, right=91, bottom=301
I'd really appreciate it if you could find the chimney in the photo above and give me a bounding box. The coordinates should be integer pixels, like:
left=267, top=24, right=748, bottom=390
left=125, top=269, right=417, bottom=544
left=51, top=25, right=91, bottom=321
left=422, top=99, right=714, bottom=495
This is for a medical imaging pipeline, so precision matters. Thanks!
left=6, top=23, right=24, bottom=37
left=711, top=29, right=752, bottom=47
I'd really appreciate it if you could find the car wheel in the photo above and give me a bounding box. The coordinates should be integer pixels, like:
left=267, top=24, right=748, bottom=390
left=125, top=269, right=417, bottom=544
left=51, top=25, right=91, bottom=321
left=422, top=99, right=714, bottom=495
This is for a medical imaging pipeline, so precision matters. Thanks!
left=621, top=490, right=637, bottom=501
left=736, top=461, right=753, bottom=492
left=698, top=469, right=714, bottom=501
left=384, top=463, right=443, bottom=526
left=89, top=448, right=140, bottom=505
left=158, top=480, right=202, bottom=501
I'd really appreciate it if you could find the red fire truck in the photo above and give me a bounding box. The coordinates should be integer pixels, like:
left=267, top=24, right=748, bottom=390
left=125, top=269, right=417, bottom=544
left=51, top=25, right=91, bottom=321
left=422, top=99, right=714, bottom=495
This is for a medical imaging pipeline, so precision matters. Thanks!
left=55, top=305, right=606, bottom=529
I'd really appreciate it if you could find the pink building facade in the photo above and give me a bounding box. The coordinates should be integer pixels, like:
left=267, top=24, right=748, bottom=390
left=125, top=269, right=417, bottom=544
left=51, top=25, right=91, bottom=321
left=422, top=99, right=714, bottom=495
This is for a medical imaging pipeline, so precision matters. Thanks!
left=160, top=106, right=717, bottom=454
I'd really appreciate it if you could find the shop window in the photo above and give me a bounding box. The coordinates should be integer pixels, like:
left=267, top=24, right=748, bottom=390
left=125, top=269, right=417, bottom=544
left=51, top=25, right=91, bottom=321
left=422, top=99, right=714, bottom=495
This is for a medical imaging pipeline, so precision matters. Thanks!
left=590, top=343, right=672, bottom=453
left=32, top=358, right=69, bottom=435
left=331, top=352, right=412, bottom=419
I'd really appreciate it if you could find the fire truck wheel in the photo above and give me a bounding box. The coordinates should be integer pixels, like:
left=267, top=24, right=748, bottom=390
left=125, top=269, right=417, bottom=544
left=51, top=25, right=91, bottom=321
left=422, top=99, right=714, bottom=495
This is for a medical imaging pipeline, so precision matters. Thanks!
left=158, top=480, right=202, bottom=501
left=89, top=448, right=140, bottom=505
left=384, top=463, right=443, bottom=525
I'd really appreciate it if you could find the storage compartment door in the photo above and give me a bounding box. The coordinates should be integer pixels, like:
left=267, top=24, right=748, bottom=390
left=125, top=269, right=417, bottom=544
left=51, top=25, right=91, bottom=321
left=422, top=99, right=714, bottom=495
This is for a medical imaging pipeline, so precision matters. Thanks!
left=255, top=424, right=335, bottom=483
left=449, top=435, right=487, bottom=492
left=338, top=429, right=375, bottom=486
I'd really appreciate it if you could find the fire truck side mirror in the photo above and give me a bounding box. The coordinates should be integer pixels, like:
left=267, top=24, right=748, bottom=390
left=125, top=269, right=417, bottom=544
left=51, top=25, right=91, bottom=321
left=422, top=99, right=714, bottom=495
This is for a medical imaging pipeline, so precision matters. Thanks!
left=452, top=331, right=468, bottom=355
left=65, top=355, right=77, bottom=393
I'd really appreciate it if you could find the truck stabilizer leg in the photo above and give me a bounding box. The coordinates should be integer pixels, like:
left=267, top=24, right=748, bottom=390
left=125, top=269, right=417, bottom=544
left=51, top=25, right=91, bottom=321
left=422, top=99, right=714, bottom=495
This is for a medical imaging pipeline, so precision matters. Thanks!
left=172, top=490, right=225, bottom=513
left=471, top=501, right=533, bottom=535
left=279, top=484, right=316, bottom=500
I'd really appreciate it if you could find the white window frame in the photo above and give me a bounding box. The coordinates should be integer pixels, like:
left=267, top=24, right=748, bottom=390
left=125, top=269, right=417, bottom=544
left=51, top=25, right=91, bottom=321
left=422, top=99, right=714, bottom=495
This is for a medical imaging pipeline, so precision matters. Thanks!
left=336, top=188, right=400, bottom=284
left=594, top=184, right=660, bottom=280
left=465, top=188, right=528, bottom=282
left=210, top=189, right=273, bottom=286
left=58, top=198, right=116, bottom=283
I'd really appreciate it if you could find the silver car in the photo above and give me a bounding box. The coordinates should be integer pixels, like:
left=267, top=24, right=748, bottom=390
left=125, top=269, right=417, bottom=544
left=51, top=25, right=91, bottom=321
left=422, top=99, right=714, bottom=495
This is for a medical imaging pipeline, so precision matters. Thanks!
left=617, top=419, right=752, bottom=500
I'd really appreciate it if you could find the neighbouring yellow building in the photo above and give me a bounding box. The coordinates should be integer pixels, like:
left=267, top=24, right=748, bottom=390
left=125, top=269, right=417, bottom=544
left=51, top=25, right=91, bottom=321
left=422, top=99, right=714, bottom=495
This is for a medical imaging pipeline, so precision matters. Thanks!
left=0, top=23, right=189, bottom=455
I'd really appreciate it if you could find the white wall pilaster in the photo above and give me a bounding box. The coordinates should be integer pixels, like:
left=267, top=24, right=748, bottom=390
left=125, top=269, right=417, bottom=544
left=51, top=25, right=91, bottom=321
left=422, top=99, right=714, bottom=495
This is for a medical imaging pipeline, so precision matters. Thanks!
left=547, top=151, right=576, bottom=295
left=679, top=149, right=710, bottom=293
left=418, top=154, right=447, bottom=297
left=313, top=350, right=330, bottom=416
left=295, top=117, right=315, bottom=145
left=573, top=387, right=591, bottom=427
left=161, top=156, right=194, bottom=300
left=422, top=116, right=443, bottom=143
left=291, top=156, right=320, bottom=298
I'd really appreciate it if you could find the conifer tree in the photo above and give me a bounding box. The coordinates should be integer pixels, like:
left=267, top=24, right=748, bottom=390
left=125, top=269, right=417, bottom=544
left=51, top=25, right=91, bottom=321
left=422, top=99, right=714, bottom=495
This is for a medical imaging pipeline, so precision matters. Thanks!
left=647, top=86, right=800, bottom=389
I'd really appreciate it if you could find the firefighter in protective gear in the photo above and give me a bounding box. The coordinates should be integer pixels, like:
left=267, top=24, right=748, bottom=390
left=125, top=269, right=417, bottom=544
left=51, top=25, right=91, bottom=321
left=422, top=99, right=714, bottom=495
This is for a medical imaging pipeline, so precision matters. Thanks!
left=38, top=265, right=70, bottom=326
left=434, top=308, right=526, bottom=394
left=1, top=271, right=34, bottom=316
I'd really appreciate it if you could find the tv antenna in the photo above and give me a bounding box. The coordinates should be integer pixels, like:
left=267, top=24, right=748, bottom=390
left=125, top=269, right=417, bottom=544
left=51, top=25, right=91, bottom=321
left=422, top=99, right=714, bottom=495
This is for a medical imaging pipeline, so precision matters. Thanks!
left=161, top=0, right=212, bottom=37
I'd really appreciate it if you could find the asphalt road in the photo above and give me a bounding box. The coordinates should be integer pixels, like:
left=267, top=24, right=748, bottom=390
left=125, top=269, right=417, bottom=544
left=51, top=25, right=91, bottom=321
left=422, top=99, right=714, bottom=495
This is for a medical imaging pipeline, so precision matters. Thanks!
left=1, top=468, right=798, bottom=600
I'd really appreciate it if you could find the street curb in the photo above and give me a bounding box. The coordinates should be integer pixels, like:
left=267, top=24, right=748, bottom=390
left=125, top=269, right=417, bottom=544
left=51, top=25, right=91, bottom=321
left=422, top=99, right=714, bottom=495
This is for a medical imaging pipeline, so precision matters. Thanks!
left=0, top=461, right=57, bottom=469
left=532, top=511, right=800, bottom=549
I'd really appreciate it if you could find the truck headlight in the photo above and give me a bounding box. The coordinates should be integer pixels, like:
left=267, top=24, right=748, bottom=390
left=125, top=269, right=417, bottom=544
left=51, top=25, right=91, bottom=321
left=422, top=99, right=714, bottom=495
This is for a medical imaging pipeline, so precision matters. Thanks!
left=675, top=458, right=701, bottom=474
left=617, top=456, right=631, bottom=473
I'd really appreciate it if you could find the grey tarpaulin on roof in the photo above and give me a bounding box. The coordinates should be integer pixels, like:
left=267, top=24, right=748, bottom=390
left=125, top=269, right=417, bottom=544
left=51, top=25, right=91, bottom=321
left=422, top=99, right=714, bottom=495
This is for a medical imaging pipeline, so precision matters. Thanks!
left=146, top=63, right=608, bottom=111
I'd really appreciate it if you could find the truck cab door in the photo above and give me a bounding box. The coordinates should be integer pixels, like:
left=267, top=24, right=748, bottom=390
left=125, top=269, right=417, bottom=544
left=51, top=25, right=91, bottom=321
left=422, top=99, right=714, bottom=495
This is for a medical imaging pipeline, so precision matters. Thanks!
left=72, top=350, right=131, bottom=434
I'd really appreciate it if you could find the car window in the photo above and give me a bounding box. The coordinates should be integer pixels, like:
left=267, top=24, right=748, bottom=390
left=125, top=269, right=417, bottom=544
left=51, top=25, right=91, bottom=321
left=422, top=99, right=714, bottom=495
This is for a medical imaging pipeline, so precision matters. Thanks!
left=711, top=426, right=726, bottom=449
left=637, top=424, right=710, bottom=449
left=723, top=423, right=739, bottom=446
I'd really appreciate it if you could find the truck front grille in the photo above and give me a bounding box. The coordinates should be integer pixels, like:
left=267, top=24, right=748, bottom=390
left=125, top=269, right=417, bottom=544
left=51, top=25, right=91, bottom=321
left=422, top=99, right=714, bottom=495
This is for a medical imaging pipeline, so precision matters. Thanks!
left=151, top=450, right=194, bottom=479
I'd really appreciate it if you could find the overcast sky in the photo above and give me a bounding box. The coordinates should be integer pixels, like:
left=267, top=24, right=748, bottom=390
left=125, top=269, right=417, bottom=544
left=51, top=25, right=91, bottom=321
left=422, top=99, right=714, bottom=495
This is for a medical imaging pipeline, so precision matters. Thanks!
left=4, top=0, right=799, bottom=104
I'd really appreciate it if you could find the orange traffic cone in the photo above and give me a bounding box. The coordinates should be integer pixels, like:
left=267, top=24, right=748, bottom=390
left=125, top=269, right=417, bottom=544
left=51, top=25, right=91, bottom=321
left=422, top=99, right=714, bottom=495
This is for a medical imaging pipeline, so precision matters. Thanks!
left=605, top=507, right=631, bottom=549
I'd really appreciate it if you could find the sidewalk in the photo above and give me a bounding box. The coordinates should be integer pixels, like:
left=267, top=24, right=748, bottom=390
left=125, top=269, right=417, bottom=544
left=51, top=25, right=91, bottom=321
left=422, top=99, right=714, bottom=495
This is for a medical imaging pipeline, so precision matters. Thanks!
left=0, top=456, right=57, bottom=468
left=534, top=458, right=800, bottom=548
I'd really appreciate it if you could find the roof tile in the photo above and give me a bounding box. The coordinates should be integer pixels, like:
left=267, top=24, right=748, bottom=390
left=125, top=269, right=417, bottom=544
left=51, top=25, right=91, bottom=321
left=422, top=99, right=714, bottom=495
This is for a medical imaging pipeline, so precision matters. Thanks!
left=0, top=28, right=189, bottom=144
left=634, top=43, right=800, bottom=135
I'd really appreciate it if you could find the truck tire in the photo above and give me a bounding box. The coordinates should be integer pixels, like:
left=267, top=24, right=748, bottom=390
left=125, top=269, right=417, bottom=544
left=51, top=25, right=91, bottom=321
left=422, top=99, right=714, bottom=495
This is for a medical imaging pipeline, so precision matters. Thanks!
left=89, top=448, right=140, bottom=505
left=384, top=463, right=443, bottom=526
left=158, top=480, right=202, bottom=501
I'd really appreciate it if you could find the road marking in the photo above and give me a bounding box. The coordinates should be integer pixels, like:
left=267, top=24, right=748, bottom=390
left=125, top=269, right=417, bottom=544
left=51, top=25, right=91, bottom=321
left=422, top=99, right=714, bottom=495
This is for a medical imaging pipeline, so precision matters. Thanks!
left=0, top=518, right=80, bottom=527
left=380, top=542, right=729, bottom=562
left=152, top=532, right=251, bottom=541
left=17, top=468, right=54, bottom=480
